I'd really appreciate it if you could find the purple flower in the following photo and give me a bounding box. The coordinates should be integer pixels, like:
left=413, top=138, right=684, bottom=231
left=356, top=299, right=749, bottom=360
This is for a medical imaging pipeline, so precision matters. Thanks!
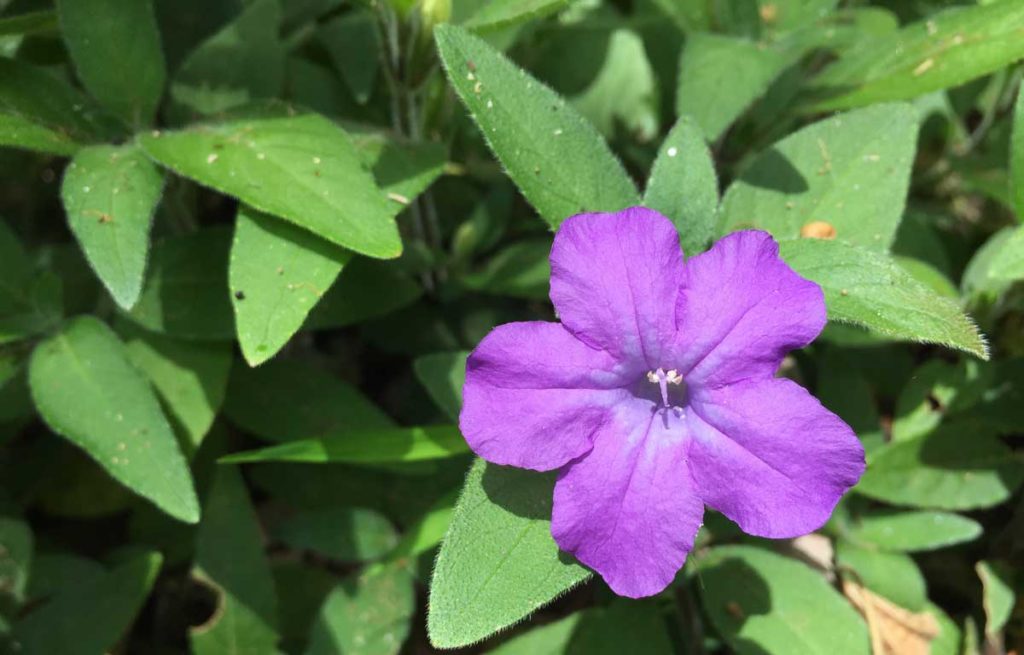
left=460, top=208, right=865, bottom=598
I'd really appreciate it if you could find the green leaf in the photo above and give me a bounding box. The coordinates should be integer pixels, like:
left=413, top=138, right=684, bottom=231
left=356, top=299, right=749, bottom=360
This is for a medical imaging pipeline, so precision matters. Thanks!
left=221, top=425, right=469, bottom=464
left=816, top=347, right=884, bottom=454
left=0, top=221, right=63, bottom=345
left=976, top=560, right=1014, bottom=637
left=809, top=1, right=1024, bottom=111
left=190, top=466, right=279, bottom=655
left=428, top=460, right=590, bottom=649
left=223, top=357, right=392, bottom=443
left=1012, top=83, right=1024, bottom=221
left=856, top=421, right=1024, bottom=510
left=892, top=358, right=991, bottom=442
left=272, top=507, right=397, bottom=562
left=57, top=0, right=165, bottom=126
left=846, top=510, right=981, bottom=553
left=720, top=103, right=918, bottom=251
left=230, top=206, right=350, bottom=366
left=60, top=144, right=164, bottom=309
left=834, top=542, right=927, bottom=611
left=676, top=33, right=801, bottom=141
left=306, top=563, right=415, bottom=655
left=319, top=10, right=380, bottom=104
left=117, top=320, right=232, bottom=455
left=435, top=24, right=639, bottom=229
left=988, top=225, right=1024, bottom=282
left=13, top=550, right=162, bottom=655
left=0, top=10, right=58, bottom=37
left=139, top=114, right=401, bottom=258
left=413, top=351, right=468, bottom=421
left=696, top=545, right=869, bottom=655
left=0, top=517, right=31, bottom=612
left=304, top=258, right=422, bottom=330
left=171, top=0, right=285, bottom=117
left=0, top=59, right=114, bottom=155
left=643, top=116, right=719, bottom=255
left=350, top=134, right=446, bottom=203
left=779, top=239, right=988, bottom=359
left=272, top=561, right=337, bottom=654
left=29, top=317, right=199, bottom=523
left=462, top=238, right=551, bottom=299
left=384, top=491, right=456, bottom=562
left=962, top=227, right=1018, bottom=302
left=463, top=0, right=566, bottom=32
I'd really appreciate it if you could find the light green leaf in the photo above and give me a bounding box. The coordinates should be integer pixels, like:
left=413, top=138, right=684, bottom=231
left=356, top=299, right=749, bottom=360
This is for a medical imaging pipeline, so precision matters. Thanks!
left=892, top=358, right=991, bottom=442
left=124, top=228, right=234, bottom=340
left=117, top=320, right=232, bottom=455
left=57, top=0, right=165, bottom=126
left=230, top=206, right=350, bottom=366
left=319, top=10, right=380, bottom=104
left=413, top=351, right=468, bottom=421
left=435, top=24, right=639, bottom=229
left=13, top=550, right=162, bottom=655
left=1012, top=83, right=1024, bottom=221
left=720, top=103, right=918, bottom=251
left=272, top=507, right=397, bottom=562
left=643, top=116, right=719, bottom=254
left=306, top=563, right=414, bottom=655
left=856, top=421, right=1024, bottom=510
left=780, top=239, right=988, bottom=359
left=809, top=0, right=1024, bottom=111
left=962, top=227, right=1018, bottom=302
left=487, top=611, right=580, bottom=655
left=463, top=0, right=566, bottom=32
left=171, top=0, right=285, bottom=117
left=223, top=357, right=392, bottom=443
left=304, top=258, right=422, bottom=330
left=697, top=545, right=869, bottom=655
left=428, top=460, right=590, bottom=649
left=676, top=33, right=801, bottom=141
left=0, top=517, right=31, bottom=611
left=835, top=542, right=927, bottom=611
left=190, top=466, right=279, bottom=655
left=463, top=238, right=551, bottom=299
left=60, top=144, right=164, bottom=309
left=28, top=317, right=199, bottom=523
left=0, top=220, right=62, bottom=345
left=139, top=114, right=401, bottom=258
left=988, top=225, right=1024, bottom=282
left=221, top=425, right=469, bottom=464
left=927, top=602, right=962, bottom=655
left=846, top=510, right=981, bottom=553
left=0, top=113, right=80, bottom=157
left=976, top=560, right=1014, bottom=637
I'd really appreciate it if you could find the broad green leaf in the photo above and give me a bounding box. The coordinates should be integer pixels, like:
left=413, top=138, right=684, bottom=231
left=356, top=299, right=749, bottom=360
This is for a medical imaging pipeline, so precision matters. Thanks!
left=223, top=357, right=391, bottom=443
left=0, top=10, right=58, bottom=37
left=835, top=542, right=927, bottom=611
left=892, top=359, right=991, bottom=442
left=927, top=602, right=962, bottom=655
left=643, top=116, right=719, bottom=254
left=488, top=611, right=580, bottom=655
left=384, top=491, right=456, bottom=562
left=961, top=227, right=1017, bottom=302
left=0, top=220, right=62, bottom=345
left=306, top=563, right=415, bottom=655
left=272, top=507, right=397, bottom=562
left=846, top=510, right=981, bottom=553
left=428, top=460, right=590, bottom=648
left=413, top=351, right=468, bottom=421
left=809, top=1, right=1024, bottom=111
left=171, top=0, right=285, bottom=117
left=230, top=206, right=350, bottom=366
left=0, top=517, right=31, bottom=612
left=57, top=0, right=165, bottom=126
left=350, top=134, right=446, bottom=203
left=319, top=10, right=380, bottom=104
left=976, top=560, right=1014, bottom=636
left=696, top=545, right=869, bottom=655
left=190, top=466, right=279, bottom=655
left=676, top=33, right=801, bottom=141
left=435, top=24, right=639, bottom=229
left=988, top=225, right=1024, bottom=282
left=304, top=258, right=422, bottom=330
left=221, top=425, right=468, bottom=464
left=780, top=239, right=988, bottom=359
left=272, top=561, right=337, bottom=654
left=139, top=114, right=401, bottom=258
left=720, top=103, right=918, bottom=251
left=463, top=0, right=566, bottom=32
left=29, top=317, right=199, bottom=523
left=0, top=59, right=114, bottom=155
left=60, top=144, right=164, bottom=309
left=24, top=552, right=104, bottom=600
left=117, top=321, right=232, bottom=455
left=462, top=238, right=551, bottom=299
left=13, top=550, right=162, bottom=655
left=1012, top=84, right=1024, bottom=221
left=856, top=422, right=1024, bottom=510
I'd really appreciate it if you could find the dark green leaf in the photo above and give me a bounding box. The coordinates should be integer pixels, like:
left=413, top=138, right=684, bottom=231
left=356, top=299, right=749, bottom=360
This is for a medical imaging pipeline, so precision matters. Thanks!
left=319, top=10, right=380, bottom=104
left=0, top=10, right=58, bottom=38
left=463, top=0, right=566, bottom=32
left=413, top=351, right=468, bottom=421
left=272, top=507, right=397, bottom=562
left=0, top=517, right=31, bottom=612
left=0, top=220, right=62, bottom=345
left=304, top=258, right=422, bottom=330
left=462, top=238, right=551, bottom=299
left=1012, top=83, right=1024, bottom=221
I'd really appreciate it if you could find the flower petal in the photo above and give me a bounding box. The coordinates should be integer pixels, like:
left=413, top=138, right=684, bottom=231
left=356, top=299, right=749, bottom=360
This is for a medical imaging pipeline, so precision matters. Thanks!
left=550, top=207, right=684, bottom=369
left=675, top=230, right=825, bottom=387
left=687, top=377, right=865, bottom=538
left=551, top=400, right=703, bottom=598
left=460, top=321, right=629, bottom=471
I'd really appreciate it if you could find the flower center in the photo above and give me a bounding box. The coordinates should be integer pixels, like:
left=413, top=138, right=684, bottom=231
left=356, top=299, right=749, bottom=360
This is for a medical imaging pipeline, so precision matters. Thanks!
left=645, top=368, right=687, bottom=412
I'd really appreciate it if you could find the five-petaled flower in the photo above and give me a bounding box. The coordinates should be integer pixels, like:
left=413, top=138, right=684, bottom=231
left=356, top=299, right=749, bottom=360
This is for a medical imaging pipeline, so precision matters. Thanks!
left=459, top=207, right=866, bottom=598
